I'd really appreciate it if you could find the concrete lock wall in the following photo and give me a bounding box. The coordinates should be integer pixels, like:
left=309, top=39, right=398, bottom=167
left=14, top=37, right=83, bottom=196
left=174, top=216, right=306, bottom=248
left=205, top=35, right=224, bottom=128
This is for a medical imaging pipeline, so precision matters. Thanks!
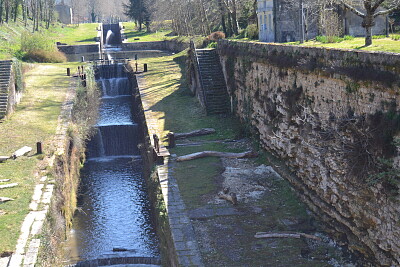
left=217, top=39, right=400, bottom=266
left=57, top=44, right=100, bottom=54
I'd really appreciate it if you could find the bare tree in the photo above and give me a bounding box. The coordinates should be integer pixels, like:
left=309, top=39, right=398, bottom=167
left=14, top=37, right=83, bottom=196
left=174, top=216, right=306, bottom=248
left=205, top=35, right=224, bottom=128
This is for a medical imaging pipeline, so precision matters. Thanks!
left=338, top=0, right=400, bottom=46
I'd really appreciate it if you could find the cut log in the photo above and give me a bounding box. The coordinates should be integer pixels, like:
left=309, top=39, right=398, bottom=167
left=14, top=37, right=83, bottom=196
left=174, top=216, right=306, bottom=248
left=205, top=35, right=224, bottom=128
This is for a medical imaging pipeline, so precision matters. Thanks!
left=255, top=232, right=321, bottom=241
left=218, top=191, right=238, bottom=205
left=0, top=183, right=18, bottom=189
left=0, top=179, right=10, bottom=183
left=0, top=156, right=9, bottom=163
left=12, top=146, right=32, bottom=159
left=176, top=151, right=257, bottom=162
left=173, top=128, right=216, bottom=139
left=0, top=197, right=14, bottom=203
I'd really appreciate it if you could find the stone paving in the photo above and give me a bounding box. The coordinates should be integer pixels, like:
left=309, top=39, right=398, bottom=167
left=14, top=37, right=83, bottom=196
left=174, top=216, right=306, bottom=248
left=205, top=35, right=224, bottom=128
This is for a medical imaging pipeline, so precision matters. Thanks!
left=137, top=75, right=204, bottom=266
left=7, top=78, right=76, bottom=267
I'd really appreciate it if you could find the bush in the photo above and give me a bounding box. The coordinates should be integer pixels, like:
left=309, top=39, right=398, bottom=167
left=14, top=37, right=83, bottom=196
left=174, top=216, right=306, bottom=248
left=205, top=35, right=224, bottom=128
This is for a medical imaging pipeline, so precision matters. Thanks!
left=19, top=31, right=66, bottom=62
left=23, top=50, right=66, bottom=63
left=207, top=42, right=217, bottom=48
left=343, top=35, right=354, bottom=40
left=208, top=31, right=225, bottom=41
left=245, top=24, right=258, bottom=40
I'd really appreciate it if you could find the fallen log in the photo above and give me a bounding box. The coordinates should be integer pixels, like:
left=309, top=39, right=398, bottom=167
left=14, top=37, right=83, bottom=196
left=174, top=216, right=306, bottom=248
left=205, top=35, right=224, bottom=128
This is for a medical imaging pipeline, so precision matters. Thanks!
left=0, top=179, right=10, bottom=183
left=0, top=197, right=14, bottom=203
left=12, top=146, right=32, bottom=159
left=255, top=232, right=321, bottom=241
left=176, top=151, right=257, bottom=162
left=173, top=128, right=216, bottom=139
left=0, top=156, right=9, bottom=163
left=0, top=183, right=18, bottom=189
left=218, top=191, right=238, bottom=205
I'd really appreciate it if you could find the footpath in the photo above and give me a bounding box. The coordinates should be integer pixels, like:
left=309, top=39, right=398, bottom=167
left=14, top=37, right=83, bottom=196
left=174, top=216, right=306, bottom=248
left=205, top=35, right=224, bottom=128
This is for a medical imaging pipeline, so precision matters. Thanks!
left=0, top=64, right=77, bottom=266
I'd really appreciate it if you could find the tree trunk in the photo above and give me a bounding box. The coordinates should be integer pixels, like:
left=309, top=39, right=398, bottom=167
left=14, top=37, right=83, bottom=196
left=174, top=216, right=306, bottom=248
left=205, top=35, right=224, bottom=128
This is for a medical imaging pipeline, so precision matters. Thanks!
left=365, top=26, right=372, bottom=46
left=217, top=0, right=227, bottom=35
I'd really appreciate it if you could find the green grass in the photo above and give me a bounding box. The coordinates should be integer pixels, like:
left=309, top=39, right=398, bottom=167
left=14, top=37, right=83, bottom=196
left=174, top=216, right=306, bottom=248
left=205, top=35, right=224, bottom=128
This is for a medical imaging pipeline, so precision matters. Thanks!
left=55, top=23, right=98, bottom=45
left=122, top=22, right=174, bottom=42
left=138, top=52, right=242, bottom=208
left=0, top=62, right=81, bottom=253
left=288, top=35, right=400, bottom=53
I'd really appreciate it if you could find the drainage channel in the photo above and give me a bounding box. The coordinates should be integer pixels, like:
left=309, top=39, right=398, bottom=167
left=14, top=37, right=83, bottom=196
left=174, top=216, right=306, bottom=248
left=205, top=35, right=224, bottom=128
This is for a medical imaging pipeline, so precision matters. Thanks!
left=63, top=63, right=160, bottom=266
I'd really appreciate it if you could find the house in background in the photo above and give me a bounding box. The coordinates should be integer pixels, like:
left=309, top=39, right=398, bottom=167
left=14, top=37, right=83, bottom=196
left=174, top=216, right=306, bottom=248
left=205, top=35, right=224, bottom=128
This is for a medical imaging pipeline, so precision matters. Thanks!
left=257, top=0, right=387, bottom=43
left=55, top=0, right=73, bottom=24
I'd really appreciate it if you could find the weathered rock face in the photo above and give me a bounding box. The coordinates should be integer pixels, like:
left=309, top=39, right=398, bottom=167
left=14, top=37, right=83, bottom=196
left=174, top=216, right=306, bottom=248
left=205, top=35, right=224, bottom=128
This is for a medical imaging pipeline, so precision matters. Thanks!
left=218, top=39, right=400, bottom=266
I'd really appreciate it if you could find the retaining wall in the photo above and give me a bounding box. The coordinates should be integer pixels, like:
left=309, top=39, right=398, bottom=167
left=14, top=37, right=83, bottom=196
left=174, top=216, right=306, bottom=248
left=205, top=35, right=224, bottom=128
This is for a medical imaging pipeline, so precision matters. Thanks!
left=57, top=44, right=100, bottom=54
left=217, top=39, right=400, bottom=266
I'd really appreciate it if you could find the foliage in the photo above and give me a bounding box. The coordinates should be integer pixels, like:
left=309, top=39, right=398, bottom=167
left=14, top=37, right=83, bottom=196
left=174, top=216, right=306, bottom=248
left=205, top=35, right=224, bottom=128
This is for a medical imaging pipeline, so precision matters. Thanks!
left=245, top=24, right=258, bottom=40
left=315, top=35, right=354, bottom=43
left=12, top=58, right=24, bottom=92
left=19, top=32, right=66, bottom=63
left=367, top=158, right=400, bottom=190
left=124, top=0, right=152, bottom=32
left=208, top=31, right=225, bottom=41
left=207, top=41, right=217, bottom=48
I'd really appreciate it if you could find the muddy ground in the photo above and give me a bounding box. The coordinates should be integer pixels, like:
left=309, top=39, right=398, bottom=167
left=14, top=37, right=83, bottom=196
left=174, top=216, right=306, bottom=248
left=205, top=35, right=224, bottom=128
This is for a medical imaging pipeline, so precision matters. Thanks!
left=175, top=139, right=358, bottom=267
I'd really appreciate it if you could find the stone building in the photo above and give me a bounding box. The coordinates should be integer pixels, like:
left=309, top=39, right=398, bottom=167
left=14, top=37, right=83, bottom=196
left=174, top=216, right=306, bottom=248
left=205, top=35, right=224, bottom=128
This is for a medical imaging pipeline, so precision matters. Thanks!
left=55, top=0, right=73, bottom=24
left=257, top=0, right=387, bottom=43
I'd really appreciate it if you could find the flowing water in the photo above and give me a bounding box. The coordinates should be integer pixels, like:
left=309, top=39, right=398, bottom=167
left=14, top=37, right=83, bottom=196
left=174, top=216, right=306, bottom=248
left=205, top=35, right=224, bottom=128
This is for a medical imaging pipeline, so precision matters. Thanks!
left=64, top=64, right=160, bottom=265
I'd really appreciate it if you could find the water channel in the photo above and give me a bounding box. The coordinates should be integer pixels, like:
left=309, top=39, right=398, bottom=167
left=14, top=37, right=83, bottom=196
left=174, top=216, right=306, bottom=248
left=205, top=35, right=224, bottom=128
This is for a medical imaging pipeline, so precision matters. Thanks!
left=64, top=62, right=161, bottom=266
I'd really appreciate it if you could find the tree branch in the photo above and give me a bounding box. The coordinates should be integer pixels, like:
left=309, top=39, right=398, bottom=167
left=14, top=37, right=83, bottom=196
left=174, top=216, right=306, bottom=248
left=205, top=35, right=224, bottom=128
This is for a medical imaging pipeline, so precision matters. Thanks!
left=374, top=5, right=400, bottom=17
left=338, top=0, right=366, bottom=18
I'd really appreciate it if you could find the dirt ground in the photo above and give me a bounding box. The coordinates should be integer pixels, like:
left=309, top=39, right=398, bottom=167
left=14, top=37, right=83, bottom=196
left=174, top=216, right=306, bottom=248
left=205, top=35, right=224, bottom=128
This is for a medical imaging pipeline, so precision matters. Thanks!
left=181, top=139, right=359, bottom=267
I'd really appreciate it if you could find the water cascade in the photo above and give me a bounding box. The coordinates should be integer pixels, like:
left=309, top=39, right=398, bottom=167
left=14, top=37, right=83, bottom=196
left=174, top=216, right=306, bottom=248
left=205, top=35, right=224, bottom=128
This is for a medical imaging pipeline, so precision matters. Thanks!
left=105, top=30, right=115, bottom=47
left=65, top=64, right=160, bottom=266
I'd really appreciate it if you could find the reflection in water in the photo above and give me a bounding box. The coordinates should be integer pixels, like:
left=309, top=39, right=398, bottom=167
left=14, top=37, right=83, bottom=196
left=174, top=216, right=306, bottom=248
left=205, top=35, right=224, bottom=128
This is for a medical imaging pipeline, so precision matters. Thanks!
left=67, top=157, right=159, bottom=262
left=64, top=63, right=160, bottom=265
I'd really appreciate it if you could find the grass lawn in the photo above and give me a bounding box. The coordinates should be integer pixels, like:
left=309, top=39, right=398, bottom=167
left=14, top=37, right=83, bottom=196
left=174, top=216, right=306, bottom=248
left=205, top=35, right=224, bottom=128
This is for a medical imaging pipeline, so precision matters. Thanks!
left=122, top=22, right=174, bottom=42
left=55, top=23, right=98, bottom=45
left=0, top=62, right=80, bottom=253
left=288, top=35, right=400, bottom=53
left=137, top=51, right=242, bottom=209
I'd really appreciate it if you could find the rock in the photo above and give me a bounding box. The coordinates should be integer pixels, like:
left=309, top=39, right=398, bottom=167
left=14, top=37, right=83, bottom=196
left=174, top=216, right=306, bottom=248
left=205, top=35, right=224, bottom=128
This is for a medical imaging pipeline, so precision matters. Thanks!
left=12, top=146, right=32, bottom=159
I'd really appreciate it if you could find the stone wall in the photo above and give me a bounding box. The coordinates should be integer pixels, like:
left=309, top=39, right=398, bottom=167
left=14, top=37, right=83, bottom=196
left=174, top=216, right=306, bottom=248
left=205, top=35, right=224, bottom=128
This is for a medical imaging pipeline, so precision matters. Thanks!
left=57, top=44, right=99, bottom=54
left=217, top=39, right=400, bottom=266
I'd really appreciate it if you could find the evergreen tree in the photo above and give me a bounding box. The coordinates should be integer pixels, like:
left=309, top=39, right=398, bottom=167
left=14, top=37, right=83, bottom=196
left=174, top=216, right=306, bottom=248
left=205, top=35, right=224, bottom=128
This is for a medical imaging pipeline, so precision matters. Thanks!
left=124, top=0, right=151, bottom=32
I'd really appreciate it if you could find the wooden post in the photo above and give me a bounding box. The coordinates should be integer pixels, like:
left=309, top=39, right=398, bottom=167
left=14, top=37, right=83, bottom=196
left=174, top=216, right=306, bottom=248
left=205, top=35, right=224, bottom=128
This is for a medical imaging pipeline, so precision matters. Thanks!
left=144, top=63, right=148, bottom=72
left=67, top=68, right=70, bottom=76
left=36, top=142, right=42, bottom=154
left=78, top=66, right=81, bottom=76
left=135, top=62, right=138, bottom=73
left=167, top=132, right=175, bottom=148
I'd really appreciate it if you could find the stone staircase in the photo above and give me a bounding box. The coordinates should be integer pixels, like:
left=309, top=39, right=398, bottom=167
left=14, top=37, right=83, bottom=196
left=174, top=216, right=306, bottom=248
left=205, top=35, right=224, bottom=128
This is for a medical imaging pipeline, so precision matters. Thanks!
left=0, top=60, right=12, bottom=119
left=195, top=49, right=230, bottom=114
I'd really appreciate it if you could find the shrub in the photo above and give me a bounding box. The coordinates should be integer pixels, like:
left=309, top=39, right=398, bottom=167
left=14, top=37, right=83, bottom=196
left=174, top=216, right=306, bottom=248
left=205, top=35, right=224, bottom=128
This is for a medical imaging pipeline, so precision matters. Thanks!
left=19, top=31, right=66, bottom=63
left=207, top=42, right=217, bottom=48
left=245, top=24, right=258, bottom=40
left=208, top=31, right=225, bottom=41
left=343, top=35, right=354, bottom=40
left=23, top=50, right=66, bottom=63
left=392, top=34, right=400, bottom=40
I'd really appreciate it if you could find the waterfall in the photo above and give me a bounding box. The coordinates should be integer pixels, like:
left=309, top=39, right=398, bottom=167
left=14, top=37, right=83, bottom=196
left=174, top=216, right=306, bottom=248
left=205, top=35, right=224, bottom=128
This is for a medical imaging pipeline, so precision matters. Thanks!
left=105, top=30, right=114, bottom=47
